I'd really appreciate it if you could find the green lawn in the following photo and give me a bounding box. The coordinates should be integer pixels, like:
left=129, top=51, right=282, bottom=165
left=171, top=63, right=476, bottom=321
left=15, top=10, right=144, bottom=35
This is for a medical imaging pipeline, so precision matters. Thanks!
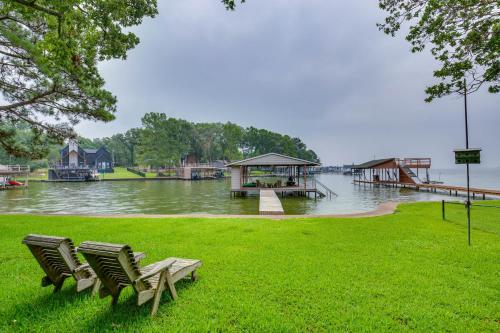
left=100, top=167, right=159, bottom=179
left=21, top=167, right=164, bottom=181
left=0, top=202, right=498, bottom=332
left=16, top=168, right=49, bottom=181
left=99, top=167, right=143, bottom=179
left=28, top=168, right=49, bottom=181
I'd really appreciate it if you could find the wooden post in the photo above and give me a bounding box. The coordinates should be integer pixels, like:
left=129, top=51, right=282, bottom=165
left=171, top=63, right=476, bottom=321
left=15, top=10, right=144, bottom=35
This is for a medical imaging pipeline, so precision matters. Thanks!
left=304, top=164, right=307, bottom=190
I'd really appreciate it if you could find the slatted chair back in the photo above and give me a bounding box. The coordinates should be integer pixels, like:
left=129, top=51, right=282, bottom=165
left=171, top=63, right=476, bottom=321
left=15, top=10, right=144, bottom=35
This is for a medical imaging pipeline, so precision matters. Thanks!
left=22, top=234, right=91, bottom=287
left=78, top=241, right=152, bottom=296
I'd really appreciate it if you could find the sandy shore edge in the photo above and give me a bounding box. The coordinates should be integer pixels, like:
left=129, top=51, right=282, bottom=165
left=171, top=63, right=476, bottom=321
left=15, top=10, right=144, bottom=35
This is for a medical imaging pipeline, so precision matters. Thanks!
left=1, top=201, right=400, bottom=220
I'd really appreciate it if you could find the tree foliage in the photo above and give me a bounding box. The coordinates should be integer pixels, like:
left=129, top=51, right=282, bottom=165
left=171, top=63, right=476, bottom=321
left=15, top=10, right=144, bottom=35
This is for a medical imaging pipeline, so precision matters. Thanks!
left=378, top=0, right=499, bottom=101
left=222, top=0, right=246, bottom=11
left=129, top=113, right=319, bottom=167
left=136, top=113, right=193, bottom=167
left=0, top=114, right=319, bottom=167
left=0, top=0, right=157, bottom=158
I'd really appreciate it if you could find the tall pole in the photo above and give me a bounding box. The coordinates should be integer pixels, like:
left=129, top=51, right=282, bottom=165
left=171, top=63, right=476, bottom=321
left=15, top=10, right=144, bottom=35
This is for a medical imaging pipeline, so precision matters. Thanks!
left=464, top=79, right=471, bottom=246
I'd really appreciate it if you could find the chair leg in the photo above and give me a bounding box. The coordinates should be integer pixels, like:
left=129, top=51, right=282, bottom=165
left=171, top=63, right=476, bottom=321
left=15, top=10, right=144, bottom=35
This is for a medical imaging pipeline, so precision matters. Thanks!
left=151, top=271, right=167, bottom=316
left=91, top=279, right=101, bottom=296
left=53, top=277, right=66, bottom=293
left=111, top=289, right=122, bottom=306
left=41, top=276, right=53, bottom=287
left=165, top=271, right=177, bottom=300
left=191, top=270, right=198, bottom=282
left=99, top=286, right=111, bottom=299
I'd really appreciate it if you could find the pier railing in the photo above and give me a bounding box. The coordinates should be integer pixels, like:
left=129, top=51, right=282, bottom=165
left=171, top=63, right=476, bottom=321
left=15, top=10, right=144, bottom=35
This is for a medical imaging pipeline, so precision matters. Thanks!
left=182, top=163, right=227, bottom=169
left=315, top=179, right=337, bottom=199
left=0, top=165, right=30, bottom=173
left=50, top=164, right=95, bottom=170
left=397, top=158, right=431, bottom=168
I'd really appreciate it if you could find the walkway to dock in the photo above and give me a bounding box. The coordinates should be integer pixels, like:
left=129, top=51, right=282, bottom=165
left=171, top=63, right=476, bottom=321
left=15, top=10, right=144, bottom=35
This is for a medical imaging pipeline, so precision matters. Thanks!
left=353, top=180, right=500, bottom=199
left=259, top=189, right=284, bottom=215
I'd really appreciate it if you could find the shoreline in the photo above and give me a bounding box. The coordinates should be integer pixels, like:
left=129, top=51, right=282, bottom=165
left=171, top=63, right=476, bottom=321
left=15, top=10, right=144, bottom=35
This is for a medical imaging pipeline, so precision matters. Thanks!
left=26, top=177, right=229, bottom=182
left=0, top=201, right=399, bottom=219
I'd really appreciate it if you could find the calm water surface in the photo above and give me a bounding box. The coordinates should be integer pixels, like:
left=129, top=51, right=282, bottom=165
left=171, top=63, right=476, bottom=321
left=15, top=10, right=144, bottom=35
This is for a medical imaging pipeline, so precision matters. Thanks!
left=1, top=168, right=498, bottom=215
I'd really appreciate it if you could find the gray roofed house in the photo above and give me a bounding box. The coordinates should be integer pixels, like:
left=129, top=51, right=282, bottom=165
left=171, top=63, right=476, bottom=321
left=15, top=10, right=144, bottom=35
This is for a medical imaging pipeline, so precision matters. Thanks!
left=59, top=140, right=114, bottom=172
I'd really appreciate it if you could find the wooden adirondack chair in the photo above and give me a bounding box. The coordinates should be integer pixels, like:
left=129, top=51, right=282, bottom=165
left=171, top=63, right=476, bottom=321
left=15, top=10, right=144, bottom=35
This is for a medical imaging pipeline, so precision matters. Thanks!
left=22, top=234, right=100, bottom=293
left=78, top=241, right=202, bottom=316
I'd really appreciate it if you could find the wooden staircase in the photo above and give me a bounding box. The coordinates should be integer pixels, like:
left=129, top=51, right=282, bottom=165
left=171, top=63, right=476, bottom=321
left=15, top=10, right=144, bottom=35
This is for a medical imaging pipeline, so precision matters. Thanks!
left=399, top=164, right=422, bottom=185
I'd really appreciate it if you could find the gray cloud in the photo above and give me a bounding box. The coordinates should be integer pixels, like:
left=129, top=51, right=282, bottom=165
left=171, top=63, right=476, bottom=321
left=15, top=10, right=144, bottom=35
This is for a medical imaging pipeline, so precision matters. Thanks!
left=76, top=0, right=500, bottom=168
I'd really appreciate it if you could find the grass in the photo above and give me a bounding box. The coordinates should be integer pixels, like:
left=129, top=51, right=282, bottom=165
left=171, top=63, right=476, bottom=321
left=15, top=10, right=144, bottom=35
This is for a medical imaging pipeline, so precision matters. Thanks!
left=100, top=167, right=159, bottom=179
left=19, top=167, right=145, bottom=181
left=27, top=168, right=49, bottom=181
left=18, top=167, right=171, bottom=182
left=0, top=202, right=499, bottom=332
left=14, top=168, right=48, bottom=181
left=98, top=167, right=143, bottom=179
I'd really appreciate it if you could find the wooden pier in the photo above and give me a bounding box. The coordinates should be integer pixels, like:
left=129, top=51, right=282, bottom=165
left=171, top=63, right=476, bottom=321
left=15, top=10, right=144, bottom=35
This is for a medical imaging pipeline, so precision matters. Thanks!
left=353, top=180, right=500, bottom=199
left=259, top=189, right=284, bottom=215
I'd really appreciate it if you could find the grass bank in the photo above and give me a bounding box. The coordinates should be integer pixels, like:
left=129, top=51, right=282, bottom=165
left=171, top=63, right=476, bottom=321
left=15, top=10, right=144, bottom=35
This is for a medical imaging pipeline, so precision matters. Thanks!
left=98, top=167, right=144, bottom=180
left=100, top=167, right=163, bottom=179
left=21, top=167, right=146, bottom=181
left=0, top=202, right=498, bottom=332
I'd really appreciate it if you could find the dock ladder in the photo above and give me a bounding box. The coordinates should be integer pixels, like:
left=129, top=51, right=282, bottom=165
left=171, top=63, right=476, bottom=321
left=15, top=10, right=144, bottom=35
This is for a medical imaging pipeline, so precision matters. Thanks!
left=315, top=180, right=337, bottom=199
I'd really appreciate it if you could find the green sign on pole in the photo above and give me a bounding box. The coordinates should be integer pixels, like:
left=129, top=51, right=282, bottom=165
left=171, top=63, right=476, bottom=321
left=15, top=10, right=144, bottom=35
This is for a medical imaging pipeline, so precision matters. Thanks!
left=454, top=148, right=481, bottom=164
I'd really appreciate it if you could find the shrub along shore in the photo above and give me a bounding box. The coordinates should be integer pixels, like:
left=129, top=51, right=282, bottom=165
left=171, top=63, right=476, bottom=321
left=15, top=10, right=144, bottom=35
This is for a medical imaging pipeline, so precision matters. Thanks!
left=0, top=202, right=498, bottom=332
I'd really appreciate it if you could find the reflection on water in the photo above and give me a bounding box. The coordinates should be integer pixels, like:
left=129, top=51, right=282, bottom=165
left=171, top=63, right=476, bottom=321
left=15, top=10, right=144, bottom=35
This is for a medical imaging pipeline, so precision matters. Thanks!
left=0, top=180, right=258, bottom=215
left=0, top=169, right=498, bottom=215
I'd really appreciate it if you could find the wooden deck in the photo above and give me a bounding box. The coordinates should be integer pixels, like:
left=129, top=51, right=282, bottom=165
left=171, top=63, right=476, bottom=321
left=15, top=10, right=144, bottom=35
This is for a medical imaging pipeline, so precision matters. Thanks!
left=0, top=165, right=30, bottom=176
left=353, top=180, right=500, bottom=199
left=232, top=186, right=318, bottom=195
left=259, top=189, right=284, bottom=215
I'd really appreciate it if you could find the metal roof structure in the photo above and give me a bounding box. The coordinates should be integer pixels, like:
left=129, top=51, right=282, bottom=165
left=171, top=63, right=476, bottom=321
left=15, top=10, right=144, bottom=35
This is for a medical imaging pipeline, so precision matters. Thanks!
left=352, top=158, right=396, bottom=169
left=83, top=149, right=98, bottom=154
left=226, top=153, right=320, bottom=167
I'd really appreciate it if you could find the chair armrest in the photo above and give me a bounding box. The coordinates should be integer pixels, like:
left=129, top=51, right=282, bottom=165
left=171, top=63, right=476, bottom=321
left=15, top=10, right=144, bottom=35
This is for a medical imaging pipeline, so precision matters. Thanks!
left=133, top=252, right=146, bottom=262
left=135, top=259, right=176, bottom=283
left=73, top=263, right=90, bottom=273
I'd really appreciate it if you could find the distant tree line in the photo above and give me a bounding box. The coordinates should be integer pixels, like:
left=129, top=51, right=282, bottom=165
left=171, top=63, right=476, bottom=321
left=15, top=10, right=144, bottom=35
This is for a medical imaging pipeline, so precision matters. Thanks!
left=0, top=113, right=319, bottom=169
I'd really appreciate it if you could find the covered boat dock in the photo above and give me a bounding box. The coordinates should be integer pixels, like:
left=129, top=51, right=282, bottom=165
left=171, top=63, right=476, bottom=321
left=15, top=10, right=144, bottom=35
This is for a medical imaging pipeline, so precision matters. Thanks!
left=352, top=158, right=500, bottom=199
left=226, top=153, right=322, bottom=198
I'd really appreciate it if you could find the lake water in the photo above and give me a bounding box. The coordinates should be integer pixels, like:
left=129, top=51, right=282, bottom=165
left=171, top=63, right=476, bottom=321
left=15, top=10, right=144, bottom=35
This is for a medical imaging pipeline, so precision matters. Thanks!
left=1, top=169, right=498, bottom=215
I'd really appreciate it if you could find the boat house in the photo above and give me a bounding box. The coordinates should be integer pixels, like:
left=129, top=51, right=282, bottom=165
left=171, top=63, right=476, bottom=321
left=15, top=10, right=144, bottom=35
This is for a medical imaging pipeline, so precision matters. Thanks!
left=352, top=158, right=431, bottom=185
left=226, top=153, right=324, bottom=197
left=48, top=140, right=113, bottom=181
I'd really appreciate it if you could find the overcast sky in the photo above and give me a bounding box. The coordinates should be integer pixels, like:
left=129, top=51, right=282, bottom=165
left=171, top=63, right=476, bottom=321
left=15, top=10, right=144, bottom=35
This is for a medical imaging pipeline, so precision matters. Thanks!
left=76, top=0, right=499, bottom=168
